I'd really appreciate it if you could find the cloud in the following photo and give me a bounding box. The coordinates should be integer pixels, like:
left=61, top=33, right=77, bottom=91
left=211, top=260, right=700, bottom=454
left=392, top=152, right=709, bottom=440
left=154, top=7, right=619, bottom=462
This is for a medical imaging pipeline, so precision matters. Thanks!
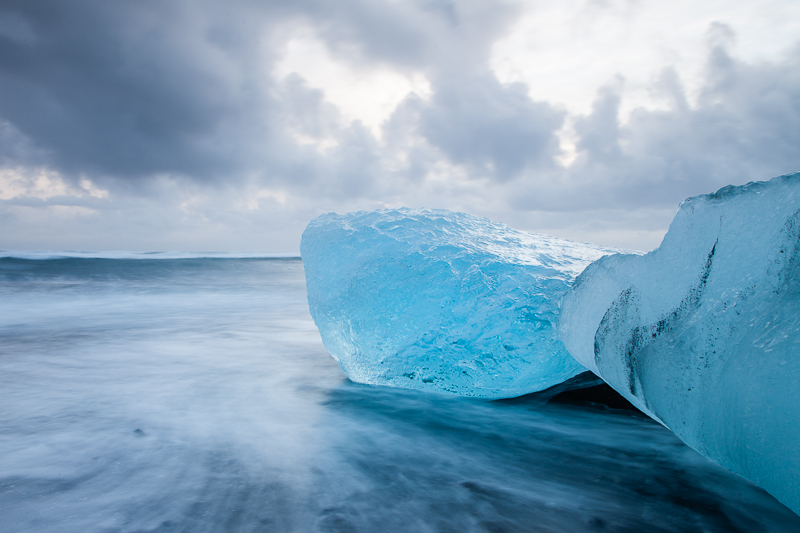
left=507, top=31, right=800, bottom=218
left=0, top=1, right=798, bottom=252
left=0, top=0, right=284, bottom=183
left=418, top=75, right=565, bottom=181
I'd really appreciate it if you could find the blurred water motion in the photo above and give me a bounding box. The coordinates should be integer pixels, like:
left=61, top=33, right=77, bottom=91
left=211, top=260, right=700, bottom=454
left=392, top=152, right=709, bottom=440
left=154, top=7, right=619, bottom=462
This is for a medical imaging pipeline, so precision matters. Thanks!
left=0, top=257, right=797, bottom=532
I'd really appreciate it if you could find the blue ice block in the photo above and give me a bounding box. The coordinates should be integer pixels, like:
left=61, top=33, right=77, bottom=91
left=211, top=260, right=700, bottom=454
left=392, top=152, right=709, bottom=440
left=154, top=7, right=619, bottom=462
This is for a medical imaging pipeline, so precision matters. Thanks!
left=559, top=172, right=800, bottom=515
left=301, top=208, right=616, bottom=399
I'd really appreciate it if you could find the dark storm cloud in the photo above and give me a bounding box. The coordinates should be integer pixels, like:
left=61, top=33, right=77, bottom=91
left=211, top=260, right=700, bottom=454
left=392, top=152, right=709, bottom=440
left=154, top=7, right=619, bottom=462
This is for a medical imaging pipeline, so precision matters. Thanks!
left=301, top=0, right=518, bottom=70
left=418, top=75, right=565, bottom=181
left=0, top=2, right=218, bottom=179
left=0, top=0, right=532, bottom=187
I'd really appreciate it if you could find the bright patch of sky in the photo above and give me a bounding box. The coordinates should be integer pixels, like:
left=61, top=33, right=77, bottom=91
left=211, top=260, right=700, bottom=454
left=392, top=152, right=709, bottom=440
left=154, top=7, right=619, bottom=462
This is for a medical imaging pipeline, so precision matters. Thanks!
left=491, top=0, right=800, bottom=118
left=0, top=168, right=108, bottom=201
left=274, top=26, right=432, bottom=140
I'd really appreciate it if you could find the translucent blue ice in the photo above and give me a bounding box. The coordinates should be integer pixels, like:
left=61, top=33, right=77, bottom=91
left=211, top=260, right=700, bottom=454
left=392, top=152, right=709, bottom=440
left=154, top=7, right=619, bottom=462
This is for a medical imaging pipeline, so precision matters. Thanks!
left=559, top=173, right=800, bottom=515
left=301, top=208, right=617, bottom=399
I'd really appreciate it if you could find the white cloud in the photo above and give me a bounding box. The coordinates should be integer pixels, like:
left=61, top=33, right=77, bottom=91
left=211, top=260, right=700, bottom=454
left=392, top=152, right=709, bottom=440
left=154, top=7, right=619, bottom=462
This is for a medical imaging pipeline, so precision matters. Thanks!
left=491, top=0, right=800, bottom=119
left=0, top=168, right=108, bottom=201
left=274, top=25, right=432, bottom=139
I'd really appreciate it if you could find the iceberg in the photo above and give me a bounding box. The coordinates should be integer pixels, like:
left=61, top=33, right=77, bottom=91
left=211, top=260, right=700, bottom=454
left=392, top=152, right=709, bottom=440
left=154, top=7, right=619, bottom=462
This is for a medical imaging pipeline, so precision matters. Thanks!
left=558, top=173, right=800, bottom=515
left=301, top=208, right=616, bottom=398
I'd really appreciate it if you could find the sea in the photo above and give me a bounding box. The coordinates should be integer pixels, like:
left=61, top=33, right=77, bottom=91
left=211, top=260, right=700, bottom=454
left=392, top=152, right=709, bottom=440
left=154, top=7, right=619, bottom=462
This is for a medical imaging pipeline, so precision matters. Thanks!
left=0, top=253, right=798, bottom=533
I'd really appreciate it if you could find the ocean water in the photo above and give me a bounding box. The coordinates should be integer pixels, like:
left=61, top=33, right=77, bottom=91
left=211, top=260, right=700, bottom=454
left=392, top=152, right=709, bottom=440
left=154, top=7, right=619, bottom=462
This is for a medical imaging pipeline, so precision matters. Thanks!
left=0, top=254, right=797, bottom=533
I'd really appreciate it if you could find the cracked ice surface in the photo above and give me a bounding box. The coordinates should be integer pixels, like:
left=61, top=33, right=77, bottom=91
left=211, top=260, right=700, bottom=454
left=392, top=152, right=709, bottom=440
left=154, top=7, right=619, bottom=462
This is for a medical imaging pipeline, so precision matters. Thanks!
left=559, top=173, right=800, bottom=515
left=301, top=208, right=617, bottom=399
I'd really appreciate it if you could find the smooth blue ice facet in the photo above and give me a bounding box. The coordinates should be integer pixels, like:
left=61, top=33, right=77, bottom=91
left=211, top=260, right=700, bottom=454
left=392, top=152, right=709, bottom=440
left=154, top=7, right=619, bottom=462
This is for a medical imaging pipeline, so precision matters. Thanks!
left=559, top=172, right=800, bottom=515
left=301, top=208, right=617, bottom=399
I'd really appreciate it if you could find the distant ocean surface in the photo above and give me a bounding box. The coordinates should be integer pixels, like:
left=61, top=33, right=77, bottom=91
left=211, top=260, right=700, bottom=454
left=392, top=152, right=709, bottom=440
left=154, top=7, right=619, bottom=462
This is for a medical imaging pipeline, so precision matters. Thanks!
left=1, top=253, right=797, bottom=532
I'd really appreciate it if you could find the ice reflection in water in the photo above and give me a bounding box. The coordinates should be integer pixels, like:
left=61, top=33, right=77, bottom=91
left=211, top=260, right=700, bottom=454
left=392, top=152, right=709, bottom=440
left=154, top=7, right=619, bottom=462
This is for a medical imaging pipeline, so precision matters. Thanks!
left=0, top=257, right=797, bottom=532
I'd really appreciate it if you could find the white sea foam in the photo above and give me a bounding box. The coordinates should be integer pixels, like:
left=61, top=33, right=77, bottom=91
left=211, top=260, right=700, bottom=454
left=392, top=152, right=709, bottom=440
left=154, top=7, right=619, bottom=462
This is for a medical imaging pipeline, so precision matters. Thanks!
left=0, top=250, right=299, bottom=260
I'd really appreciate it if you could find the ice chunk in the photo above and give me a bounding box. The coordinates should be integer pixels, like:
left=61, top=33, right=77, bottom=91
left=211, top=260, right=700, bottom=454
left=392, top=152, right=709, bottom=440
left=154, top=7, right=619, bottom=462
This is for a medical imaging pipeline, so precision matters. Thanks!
left=558, top=173, right=800, bottom=515
left=301, top=208, right=617, bottom=399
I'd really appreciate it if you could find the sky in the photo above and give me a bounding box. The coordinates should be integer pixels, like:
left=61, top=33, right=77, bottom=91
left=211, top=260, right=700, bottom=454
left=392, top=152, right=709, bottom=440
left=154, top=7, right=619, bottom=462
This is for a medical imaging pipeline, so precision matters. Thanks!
left=0, top=0, right=798, bottom=252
